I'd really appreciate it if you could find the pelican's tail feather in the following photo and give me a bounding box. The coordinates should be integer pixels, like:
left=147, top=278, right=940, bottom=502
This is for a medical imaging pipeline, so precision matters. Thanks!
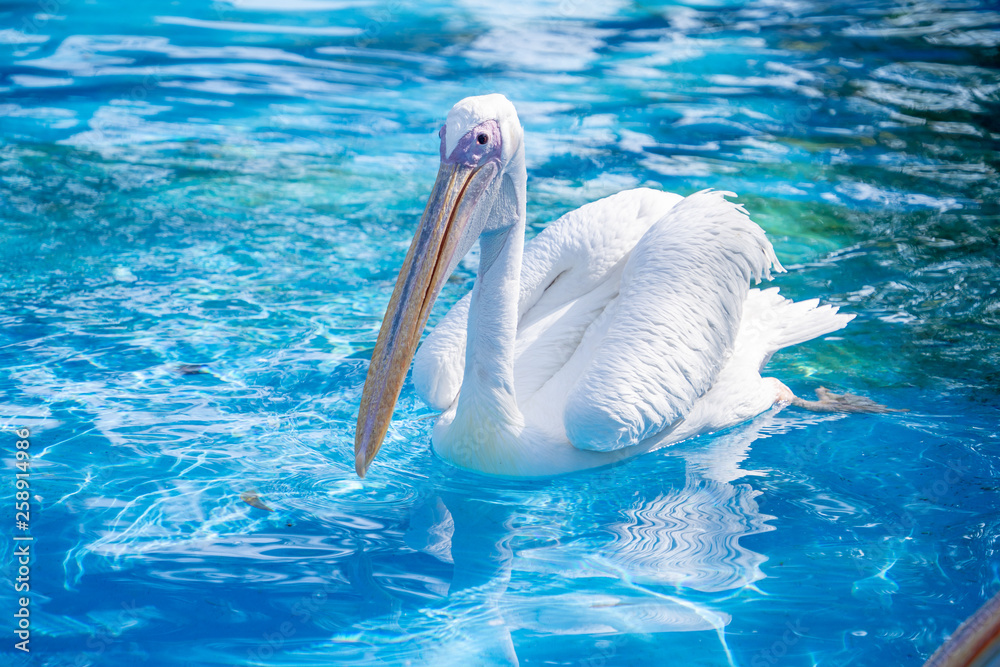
left=744, top=287, right=853, bottom=370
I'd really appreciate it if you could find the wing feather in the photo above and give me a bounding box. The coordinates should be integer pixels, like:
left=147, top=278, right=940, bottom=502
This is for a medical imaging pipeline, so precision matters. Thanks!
left=564, top=190, right=782, bottom=452
left=512, top=189, right=682, bottom=401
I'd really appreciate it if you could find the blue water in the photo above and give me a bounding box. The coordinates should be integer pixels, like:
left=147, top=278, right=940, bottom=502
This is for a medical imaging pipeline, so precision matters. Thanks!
left=1, top=1, right=998, bottom=665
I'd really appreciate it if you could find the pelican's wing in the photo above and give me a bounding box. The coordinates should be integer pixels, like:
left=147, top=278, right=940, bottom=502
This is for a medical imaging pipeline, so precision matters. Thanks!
left=562, top=190, right=782, bottom=452
left=413, top=291, right=471, bottom=410
left=413, top=188, right=682, bottom=410
left=510, top=188, right=685, bottom=401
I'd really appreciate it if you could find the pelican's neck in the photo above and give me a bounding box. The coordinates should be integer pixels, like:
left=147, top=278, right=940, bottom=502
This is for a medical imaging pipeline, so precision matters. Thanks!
left=457, top=169, right=527, bottom=433
left=464, top=224, right=523, bottom=405
left=435, top=145, right=530, bottom=475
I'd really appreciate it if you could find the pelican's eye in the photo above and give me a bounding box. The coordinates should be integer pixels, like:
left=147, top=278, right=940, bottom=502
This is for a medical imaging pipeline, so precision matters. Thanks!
left=476, top=133, right=489, bottom=145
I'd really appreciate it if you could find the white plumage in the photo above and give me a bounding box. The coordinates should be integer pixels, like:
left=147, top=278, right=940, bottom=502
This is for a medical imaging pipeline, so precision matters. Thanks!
left=355, top=94, right=881, bottom=478
left=412, top=188, right=850, bottom=475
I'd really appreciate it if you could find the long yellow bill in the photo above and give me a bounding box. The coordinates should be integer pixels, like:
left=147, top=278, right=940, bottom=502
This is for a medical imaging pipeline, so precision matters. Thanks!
left=354, top=160, right=497, bottom=477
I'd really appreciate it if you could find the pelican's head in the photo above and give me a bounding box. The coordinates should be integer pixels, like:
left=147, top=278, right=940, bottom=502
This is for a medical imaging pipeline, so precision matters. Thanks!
left=354, top=94, right=525, bottom=477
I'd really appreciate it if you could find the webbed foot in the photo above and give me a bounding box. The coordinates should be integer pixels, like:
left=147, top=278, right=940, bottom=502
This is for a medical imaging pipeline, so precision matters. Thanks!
left=791, top=387, right=905, bottom=414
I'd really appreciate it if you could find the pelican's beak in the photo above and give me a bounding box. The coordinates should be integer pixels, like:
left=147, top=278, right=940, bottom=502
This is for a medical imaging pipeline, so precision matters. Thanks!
left=354, top=159, right=498, bottom=477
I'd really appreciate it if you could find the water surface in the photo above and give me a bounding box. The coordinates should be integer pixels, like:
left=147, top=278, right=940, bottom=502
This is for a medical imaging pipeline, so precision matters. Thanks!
left=1, top=0, right=998, bottom=665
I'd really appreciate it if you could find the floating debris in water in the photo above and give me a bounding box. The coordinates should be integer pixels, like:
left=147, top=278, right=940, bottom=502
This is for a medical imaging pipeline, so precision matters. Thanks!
left=177, top=364, right=208, bottom=375
left=241, top=491, right=273, bottom=512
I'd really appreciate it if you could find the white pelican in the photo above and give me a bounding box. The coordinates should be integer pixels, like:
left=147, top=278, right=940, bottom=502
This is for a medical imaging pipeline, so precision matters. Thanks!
left=355, top=94, right=889, bottom=478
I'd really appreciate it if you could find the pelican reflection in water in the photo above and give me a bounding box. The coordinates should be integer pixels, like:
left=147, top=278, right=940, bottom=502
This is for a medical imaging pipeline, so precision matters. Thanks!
left=335, top=411, right=836, bottom=665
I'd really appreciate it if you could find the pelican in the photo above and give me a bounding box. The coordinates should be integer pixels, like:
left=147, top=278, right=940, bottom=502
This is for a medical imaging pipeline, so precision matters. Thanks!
left=355, top=94, right=888, bottom=478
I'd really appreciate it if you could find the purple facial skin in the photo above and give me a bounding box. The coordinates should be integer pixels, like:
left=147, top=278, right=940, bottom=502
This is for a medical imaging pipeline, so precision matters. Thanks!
left=440, top=119, right=503, bottom=170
